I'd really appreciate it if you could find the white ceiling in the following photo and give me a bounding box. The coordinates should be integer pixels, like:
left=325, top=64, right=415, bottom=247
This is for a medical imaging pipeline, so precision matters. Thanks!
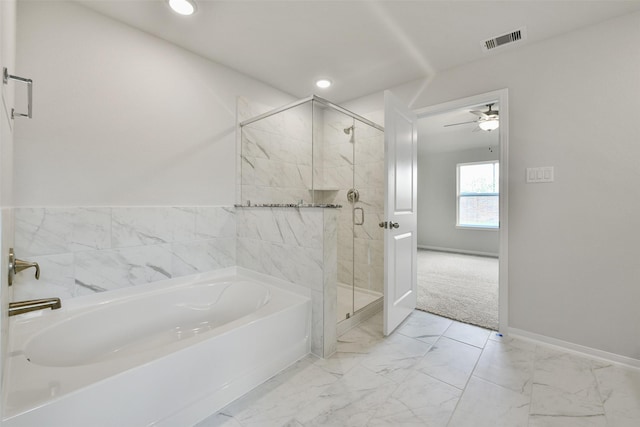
left=76, top=0, right=640, bottom=103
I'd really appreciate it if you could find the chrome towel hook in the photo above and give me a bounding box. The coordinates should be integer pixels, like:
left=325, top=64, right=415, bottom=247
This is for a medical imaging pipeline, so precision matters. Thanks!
left=3, top=67, right=33, bottom=119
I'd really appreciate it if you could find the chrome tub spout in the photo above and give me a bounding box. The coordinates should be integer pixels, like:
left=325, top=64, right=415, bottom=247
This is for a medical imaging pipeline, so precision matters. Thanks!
left=9, top=298, right=62, bottom=317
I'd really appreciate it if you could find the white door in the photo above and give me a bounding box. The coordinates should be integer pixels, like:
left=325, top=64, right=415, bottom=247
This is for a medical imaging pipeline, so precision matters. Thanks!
left=383, top=91, right=418, bottom=335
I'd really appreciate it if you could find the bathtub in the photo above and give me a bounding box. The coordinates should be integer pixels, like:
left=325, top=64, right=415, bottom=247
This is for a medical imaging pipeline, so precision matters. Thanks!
left=2, top=268, right=311, bottom=427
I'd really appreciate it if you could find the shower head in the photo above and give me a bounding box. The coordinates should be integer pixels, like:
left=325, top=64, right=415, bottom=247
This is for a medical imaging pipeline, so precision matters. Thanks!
left=344, top=125, right=355, bottom=143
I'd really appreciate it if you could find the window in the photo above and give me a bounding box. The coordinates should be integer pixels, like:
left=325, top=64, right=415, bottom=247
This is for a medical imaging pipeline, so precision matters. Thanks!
left=457, top=161, right=499, bottom=228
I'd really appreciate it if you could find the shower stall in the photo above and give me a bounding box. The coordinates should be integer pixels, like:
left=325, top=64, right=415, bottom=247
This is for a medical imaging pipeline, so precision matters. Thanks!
left=239, top=96, right=385, bottom=325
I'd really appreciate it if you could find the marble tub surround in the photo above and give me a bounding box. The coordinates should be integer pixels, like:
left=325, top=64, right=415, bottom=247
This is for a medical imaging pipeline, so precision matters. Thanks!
left=12, top=206, right=236, bottom=300
left=236, top=206, right=337, bottom=358
left=198, top=310, right=640, bottom=427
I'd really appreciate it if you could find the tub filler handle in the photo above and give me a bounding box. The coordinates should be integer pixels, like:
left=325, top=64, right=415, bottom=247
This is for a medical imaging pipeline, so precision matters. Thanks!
left=8, top=248, right=40, bottom=286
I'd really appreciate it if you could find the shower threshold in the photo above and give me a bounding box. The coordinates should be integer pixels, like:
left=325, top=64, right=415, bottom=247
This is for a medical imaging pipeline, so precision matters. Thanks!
left=336, top=283, right=382, bottom=323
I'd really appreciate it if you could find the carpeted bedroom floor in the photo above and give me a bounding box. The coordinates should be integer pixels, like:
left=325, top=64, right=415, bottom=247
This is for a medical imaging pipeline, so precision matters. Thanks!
left=417, top=249, right=499, bottom=330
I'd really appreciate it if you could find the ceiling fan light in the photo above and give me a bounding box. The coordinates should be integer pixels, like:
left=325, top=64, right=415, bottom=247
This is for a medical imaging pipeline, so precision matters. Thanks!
left=479, top=119, right=499, bottom=131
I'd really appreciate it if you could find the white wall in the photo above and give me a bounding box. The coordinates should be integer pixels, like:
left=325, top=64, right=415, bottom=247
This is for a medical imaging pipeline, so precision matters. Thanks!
left=346, top=11, right=640, bottom=361
left=418, top=146, right=499, bottom=255
left=14, top=1, right=294, bottom=207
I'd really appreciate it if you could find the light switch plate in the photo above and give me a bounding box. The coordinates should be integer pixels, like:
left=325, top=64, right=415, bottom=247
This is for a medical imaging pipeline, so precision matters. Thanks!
left=526, top=167, right=554, bottom=183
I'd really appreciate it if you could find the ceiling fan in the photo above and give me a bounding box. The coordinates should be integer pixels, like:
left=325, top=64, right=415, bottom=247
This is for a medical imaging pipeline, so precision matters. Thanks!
left=444, top=103, right=500, bottom=132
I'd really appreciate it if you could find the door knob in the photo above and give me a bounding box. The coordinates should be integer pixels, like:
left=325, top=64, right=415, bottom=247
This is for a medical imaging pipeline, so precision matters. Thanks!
left=379, top=221, right=388, bottom=229
left=390, top=222, right=400, bottom=229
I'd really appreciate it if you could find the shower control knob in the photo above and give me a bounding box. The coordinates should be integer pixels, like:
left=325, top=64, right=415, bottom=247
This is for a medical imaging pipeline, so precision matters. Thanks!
left=347, top=188, right=360, bottom=203
left=390, top=222, right=400, bottom=229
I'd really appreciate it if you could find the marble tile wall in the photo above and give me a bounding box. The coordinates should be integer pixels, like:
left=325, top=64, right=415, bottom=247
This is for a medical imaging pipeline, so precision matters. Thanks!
left=236, top=207, right=337, bottom=358
left=12, top=206, right=236, bottom=301
left=239, top=101, right=313, bottom=205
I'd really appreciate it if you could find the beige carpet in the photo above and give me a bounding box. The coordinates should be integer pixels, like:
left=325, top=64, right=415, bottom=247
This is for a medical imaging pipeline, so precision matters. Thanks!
left=417, top=250, right=499, bottom=330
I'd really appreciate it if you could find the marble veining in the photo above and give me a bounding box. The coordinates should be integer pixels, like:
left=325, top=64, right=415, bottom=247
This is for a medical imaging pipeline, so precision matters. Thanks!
left=197, top=310, right=640, bottom=427
left=15, top=207, right=111, bottom=256
left=12, top=206, right=237, bottom=301
left=111, top=207, right=196, bottom=247
left=530, top=347, right=605, bottom=417
left=74, top=244, right=173, bottom=295
left=593, top=363, right=640, bottom=424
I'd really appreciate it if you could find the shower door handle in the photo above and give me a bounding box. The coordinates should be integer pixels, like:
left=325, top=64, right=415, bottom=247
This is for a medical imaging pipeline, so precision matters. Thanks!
left=353, top=207, right=364, bottom=225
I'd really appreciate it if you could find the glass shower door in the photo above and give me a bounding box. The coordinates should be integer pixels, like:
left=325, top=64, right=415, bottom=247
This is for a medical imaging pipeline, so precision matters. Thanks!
left=352, top=120, right=385, bottom=314
left=314, top=104, right=384, bottom=323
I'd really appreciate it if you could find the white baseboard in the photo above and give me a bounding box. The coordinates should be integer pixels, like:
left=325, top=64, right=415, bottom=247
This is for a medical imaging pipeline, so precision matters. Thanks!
left=508, top=327, right=640, bottom=370
left=417, top=245, right=498, bottom=258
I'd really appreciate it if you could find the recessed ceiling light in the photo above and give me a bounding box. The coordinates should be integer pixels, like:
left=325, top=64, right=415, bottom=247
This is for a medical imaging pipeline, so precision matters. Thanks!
left=169, top=0, right=196, bottom=16
left=316, top=79, right=332, bottom=89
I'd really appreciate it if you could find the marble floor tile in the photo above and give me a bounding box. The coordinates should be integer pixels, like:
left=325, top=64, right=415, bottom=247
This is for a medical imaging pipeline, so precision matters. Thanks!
left=313, top=350, right=363, bottom=377
left=414, top=336, right=482, bottom=389
left=530, top=347, right=604, bottom=417
left=443, top=321, right=491, bottom=348
left=219, top=357, right=338, bottom=426
left=593, top=363, right=640, bottom=426
left=448, top=376, right=530, bottom=427
left=473, top=337, right=536, bottom=395
left=337, top=321, right=385, bottom=356
left=396, top=310, right=452, bottom=344
left=366, top=399, right=432, bottom=427
left=295, top=365, right=397, bottom=426
left=359, top=333, right=432, bottom=383
left=528, top=414, right=607, bottom=427
left=197, top=310, right=640, bottom=427
left=442, top=322, right=491, bottom=348
left=195, top=413, right=243, bottom=427
left=369, top=371, right=461, bottom=426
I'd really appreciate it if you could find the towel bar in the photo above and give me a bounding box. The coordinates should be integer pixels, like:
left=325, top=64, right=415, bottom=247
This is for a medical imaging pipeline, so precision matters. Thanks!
left=3, top=67, right=33, bottom=119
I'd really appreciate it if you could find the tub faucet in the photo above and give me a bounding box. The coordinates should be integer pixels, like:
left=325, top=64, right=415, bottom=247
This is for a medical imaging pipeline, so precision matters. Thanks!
left=9, top=298, right=62, bottom=317
left=8, top=248, right=40, bottom=286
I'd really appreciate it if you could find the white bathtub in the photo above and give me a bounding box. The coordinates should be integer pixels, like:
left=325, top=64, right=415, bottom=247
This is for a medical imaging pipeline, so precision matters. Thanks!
left=2, top=268, right=311, bottom=427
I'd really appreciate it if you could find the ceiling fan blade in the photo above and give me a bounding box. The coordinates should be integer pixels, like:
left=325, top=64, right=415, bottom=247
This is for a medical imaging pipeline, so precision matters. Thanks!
left=470, top=110, right=489, bottom=118
left=444, top=120, right=478, bottom=127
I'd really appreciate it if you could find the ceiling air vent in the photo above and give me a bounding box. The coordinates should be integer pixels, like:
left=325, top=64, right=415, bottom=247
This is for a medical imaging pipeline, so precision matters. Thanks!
left=482, top=27, right=526, bottom=52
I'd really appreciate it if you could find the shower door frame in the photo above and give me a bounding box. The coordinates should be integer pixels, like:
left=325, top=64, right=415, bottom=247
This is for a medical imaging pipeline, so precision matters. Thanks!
left=239, top=95, right=383, bottom=133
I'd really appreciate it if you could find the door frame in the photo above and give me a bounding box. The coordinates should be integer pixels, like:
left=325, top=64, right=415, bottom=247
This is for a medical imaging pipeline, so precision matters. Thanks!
left=412, top=88, right=509, bottom=333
